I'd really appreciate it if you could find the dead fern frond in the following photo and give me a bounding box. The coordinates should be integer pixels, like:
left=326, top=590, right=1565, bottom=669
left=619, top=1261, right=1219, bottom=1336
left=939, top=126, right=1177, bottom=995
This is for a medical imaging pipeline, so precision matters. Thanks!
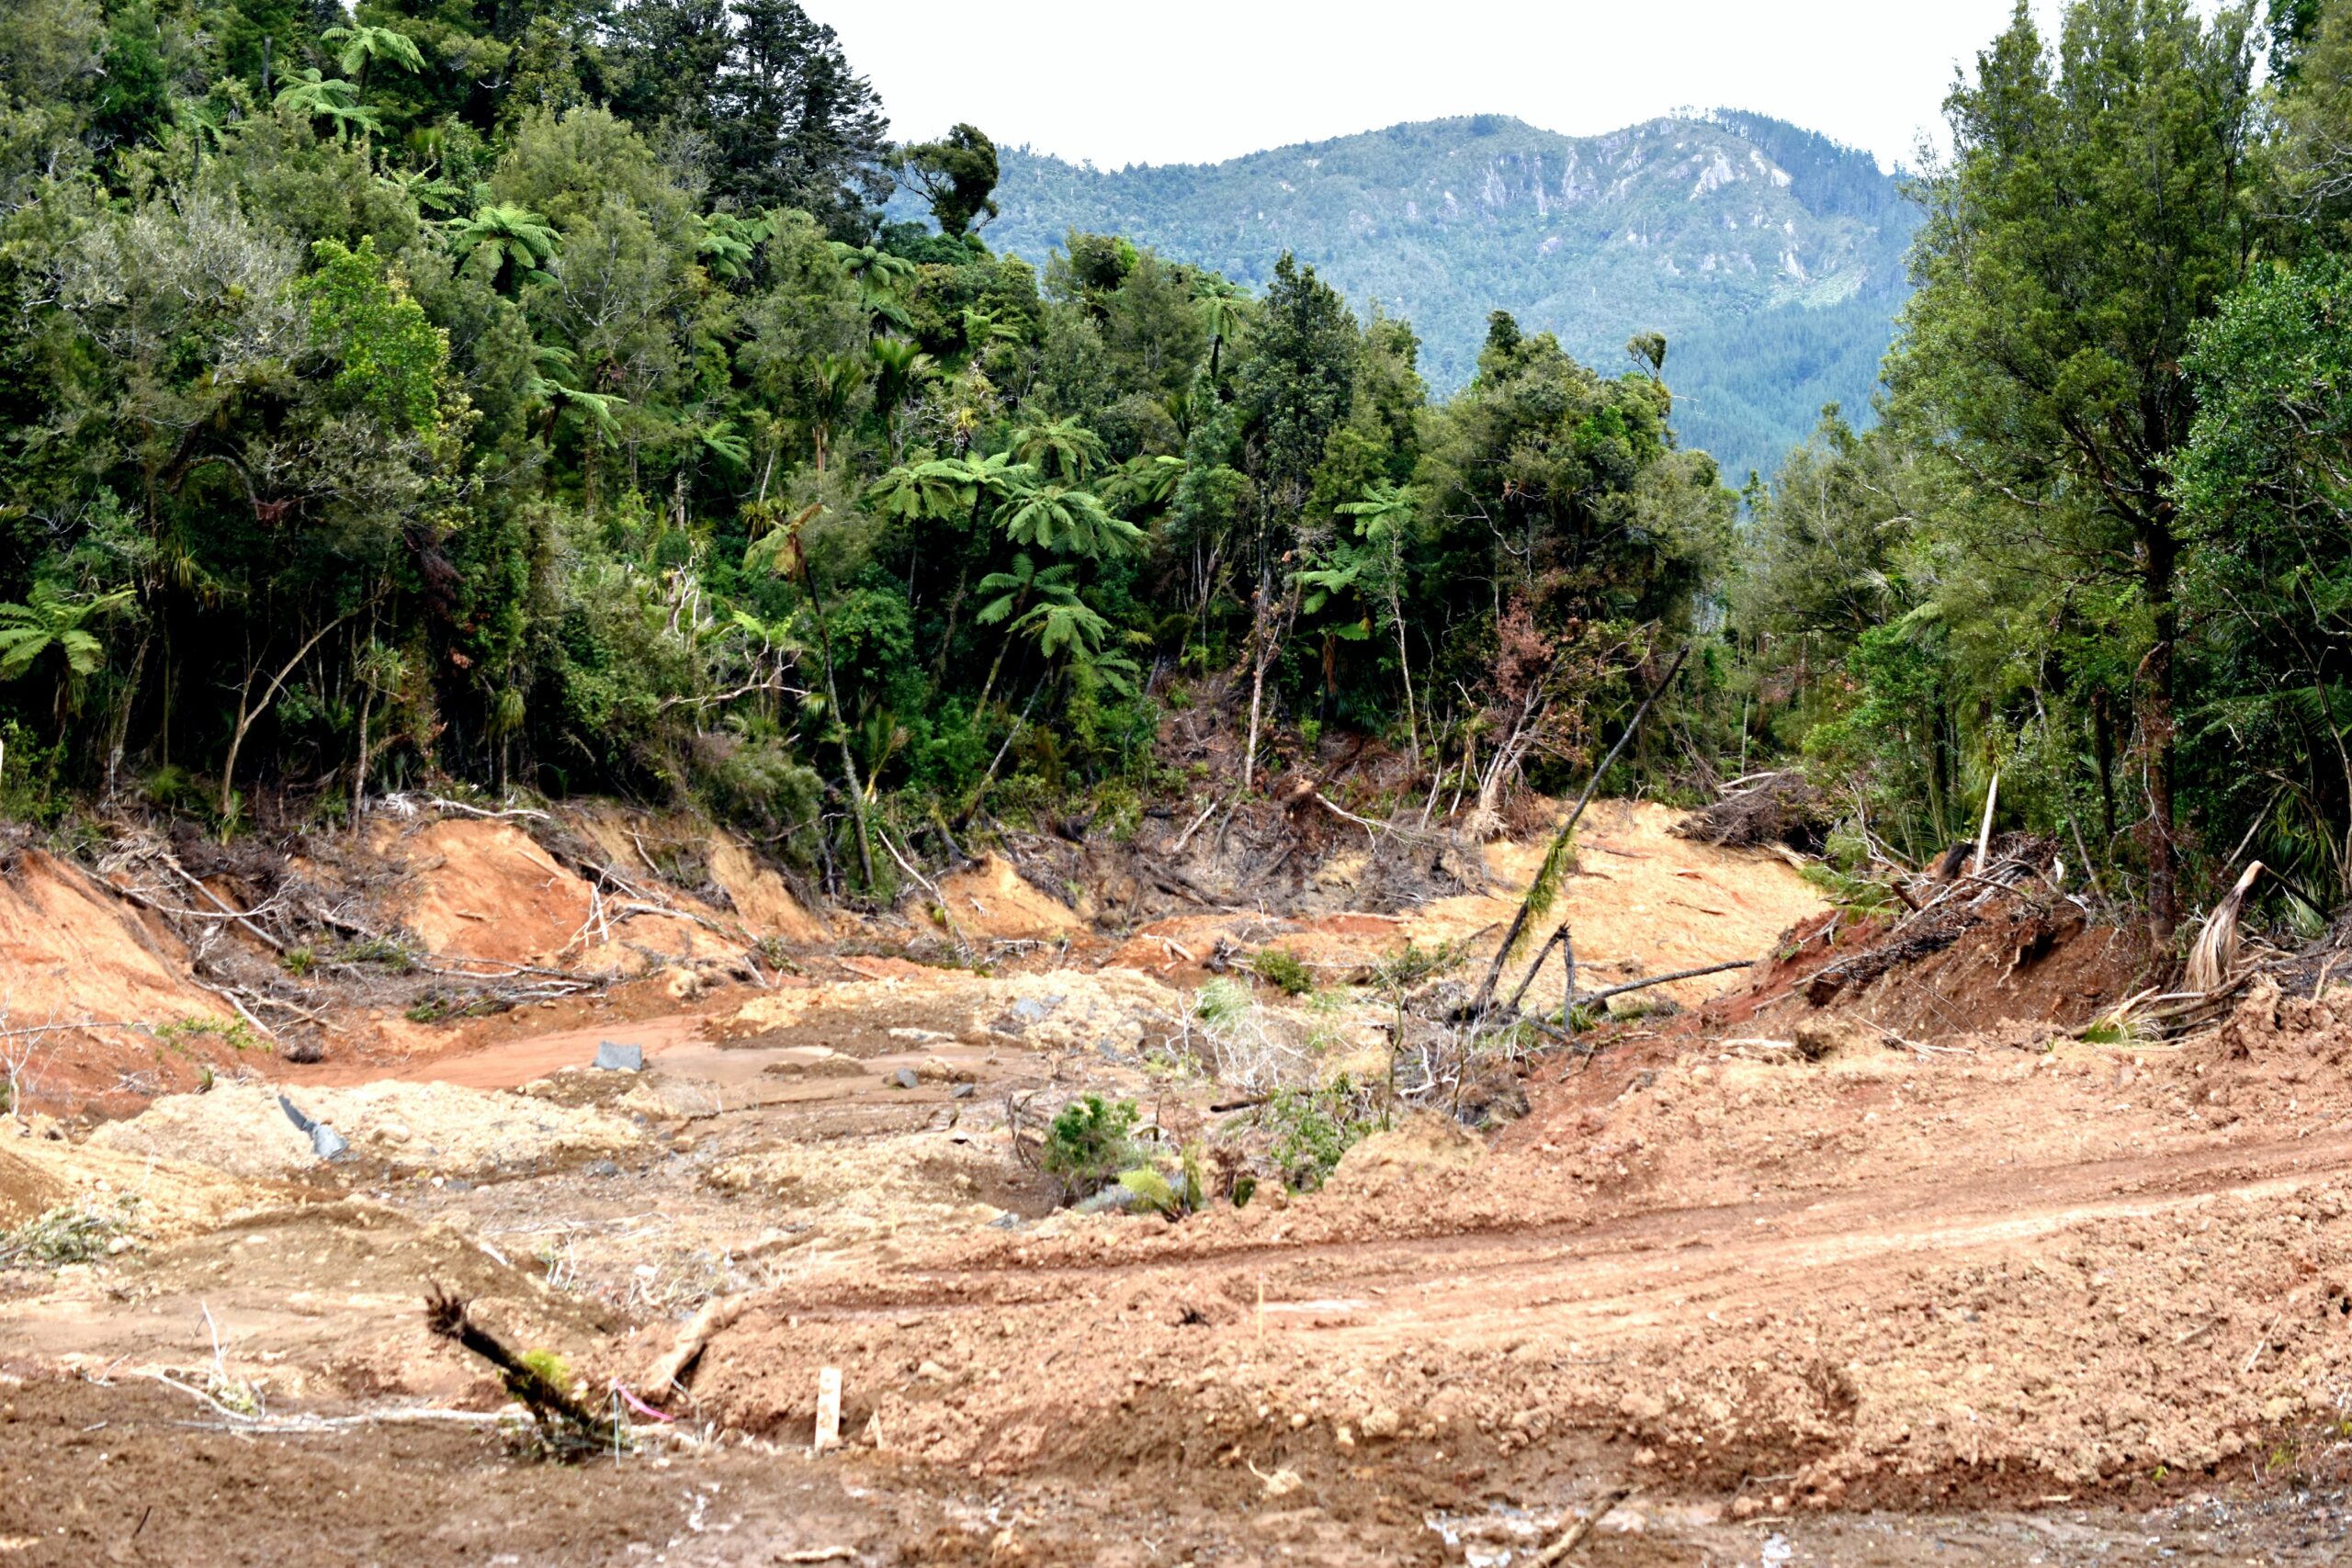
left=2186, top=862, right=2265, bottom=995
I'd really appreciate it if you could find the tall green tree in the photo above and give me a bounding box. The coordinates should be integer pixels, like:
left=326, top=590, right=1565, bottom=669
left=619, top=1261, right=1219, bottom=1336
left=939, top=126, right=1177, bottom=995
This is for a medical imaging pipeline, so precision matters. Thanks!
left=1887, top=0, right=2261, bottom=936
left=2172, top=252, right=2352, bottom=896
left=1231, top=253, right=1355, bottom=785
left=894, top=122, right=1000, bottom=237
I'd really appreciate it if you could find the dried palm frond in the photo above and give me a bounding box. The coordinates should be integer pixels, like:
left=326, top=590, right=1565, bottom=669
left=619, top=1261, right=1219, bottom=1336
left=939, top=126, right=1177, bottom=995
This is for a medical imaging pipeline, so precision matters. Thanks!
left=2186, top=862, right=2265, bottom=995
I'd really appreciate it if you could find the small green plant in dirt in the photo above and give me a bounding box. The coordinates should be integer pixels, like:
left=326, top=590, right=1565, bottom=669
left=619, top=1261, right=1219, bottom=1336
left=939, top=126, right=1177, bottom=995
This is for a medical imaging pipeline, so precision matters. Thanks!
left=1194, top=977, right=1252, bottom=1026
left=337, top=935, right=418, bottom=972
left=0, top=1195, right=142, bottom=1267
left=1041, top=1095, right=1141, bottom=1201
left=1249, top=947, right=1315, bottom=998
left=282, top=945, right=317, bottom=977
left=752, top=934, right=804, bottom=974
left=406, top=991, right=509, bottom=1024
left=156, top=1015, right=257, bottom=1051
left=1259, top=1082, right=1376, bottom=1191
left=1367, top=936, right=1469, bottom=993
left=1117, top=1143, right=1206, bottom=1218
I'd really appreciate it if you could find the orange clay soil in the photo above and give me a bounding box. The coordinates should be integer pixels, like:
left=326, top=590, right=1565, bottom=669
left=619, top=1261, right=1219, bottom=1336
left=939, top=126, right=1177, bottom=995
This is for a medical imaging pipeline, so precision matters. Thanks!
left=3, top=803, right=2350, bottom=1565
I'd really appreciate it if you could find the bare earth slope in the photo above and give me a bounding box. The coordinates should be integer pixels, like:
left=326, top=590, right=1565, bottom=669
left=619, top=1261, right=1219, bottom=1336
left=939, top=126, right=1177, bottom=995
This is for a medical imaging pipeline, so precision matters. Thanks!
left=2, top=802, right=2348, bottom=1564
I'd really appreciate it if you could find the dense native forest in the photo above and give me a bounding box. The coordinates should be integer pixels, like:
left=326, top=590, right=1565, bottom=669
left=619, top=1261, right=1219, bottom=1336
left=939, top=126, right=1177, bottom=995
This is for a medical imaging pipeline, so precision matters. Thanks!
left=974, top=110, right=1919, bottom=484
left=0, top=0, right=2349, bottom=945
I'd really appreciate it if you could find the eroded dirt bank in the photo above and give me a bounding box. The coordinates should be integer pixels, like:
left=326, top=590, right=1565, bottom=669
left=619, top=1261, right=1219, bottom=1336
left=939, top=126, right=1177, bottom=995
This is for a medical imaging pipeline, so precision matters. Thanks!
left=3, top=799, right=2349, bottom=1564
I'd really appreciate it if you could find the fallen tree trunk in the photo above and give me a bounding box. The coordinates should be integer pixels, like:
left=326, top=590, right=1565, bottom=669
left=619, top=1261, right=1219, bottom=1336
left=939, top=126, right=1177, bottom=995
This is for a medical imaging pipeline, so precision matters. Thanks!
left=1472, top=644, right=1690, bottom=1017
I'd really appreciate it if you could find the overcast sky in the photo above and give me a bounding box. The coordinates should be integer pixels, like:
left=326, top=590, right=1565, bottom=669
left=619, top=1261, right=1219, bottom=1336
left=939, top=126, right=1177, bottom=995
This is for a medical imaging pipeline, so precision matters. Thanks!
left=807, top=1, right=2068, bottom=174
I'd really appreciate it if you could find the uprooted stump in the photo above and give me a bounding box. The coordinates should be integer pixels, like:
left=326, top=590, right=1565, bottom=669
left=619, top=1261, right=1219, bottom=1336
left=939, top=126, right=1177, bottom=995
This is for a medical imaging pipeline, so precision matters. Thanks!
left=1674, top=771, right=1827, bottom=851
left=424, top=1282, right=622, bottom=1455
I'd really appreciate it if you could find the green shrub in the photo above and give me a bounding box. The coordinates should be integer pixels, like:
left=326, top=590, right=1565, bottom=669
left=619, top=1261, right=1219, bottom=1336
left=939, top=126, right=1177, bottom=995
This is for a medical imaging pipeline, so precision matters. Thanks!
left=1260, top=1083, right=1375, bottom=1191
left=1041, top=1095, right=1140, bottom=1201
left=1249, top=947, right=1315, bottom=997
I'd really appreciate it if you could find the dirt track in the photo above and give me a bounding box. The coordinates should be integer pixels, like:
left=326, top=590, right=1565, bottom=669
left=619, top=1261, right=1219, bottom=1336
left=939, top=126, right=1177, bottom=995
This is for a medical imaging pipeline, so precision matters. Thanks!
left=5, top=801, right=2352, bottom=1563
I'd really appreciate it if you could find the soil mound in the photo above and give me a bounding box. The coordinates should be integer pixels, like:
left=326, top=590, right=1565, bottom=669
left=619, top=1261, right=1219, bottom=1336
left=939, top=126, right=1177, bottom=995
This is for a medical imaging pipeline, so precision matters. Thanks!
left=86, top=1080, right=647, bottom=1181
left=933, top=853, right=1086, bottom=942
left=1709, top=866, right=2149, bottom=1041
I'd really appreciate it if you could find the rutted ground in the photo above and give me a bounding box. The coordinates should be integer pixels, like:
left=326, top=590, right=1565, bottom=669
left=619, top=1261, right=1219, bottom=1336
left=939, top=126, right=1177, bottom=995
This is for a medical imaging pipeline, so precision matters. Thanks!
left=3, top=802, right=2349, bottom=1565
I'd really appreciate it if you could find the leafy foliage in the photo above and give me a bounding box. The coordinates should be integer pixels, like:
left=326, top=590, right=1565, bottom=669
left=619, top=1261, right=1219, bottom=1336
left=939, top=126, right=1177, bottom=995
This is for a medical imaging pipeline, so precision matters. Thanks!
left=1041, top=1094, right=1140, bottom=1201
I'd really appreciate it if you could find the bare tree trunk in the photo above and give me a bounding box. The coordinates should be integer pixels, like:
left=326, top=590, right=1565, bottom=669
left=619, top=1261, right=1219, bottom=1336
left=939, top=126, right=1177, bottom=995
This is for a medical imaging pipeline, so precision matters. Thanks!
left=220, top=615, right=348, bottom=835
left=1393, top=607, right=1420, bottom=773
left=352, top=687, right=372, bottom=827
left=2138, top=514, right=2181, bottom=942
left=792, top=547, right=874, bottom=890
left=1240, top=566, right=1297, bottom=793
left=103, top=630, right=150, bottom=805
left=1242, top=633, right=1272, bottom=795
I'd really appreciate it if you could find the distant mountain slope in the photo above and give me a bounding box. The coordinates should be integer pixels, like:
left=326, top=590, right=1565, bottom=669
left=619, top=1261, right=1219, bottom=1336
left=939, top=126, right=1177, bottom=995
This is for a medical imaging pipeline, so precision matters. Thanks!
left=957, top=112, right=1918, bottom=482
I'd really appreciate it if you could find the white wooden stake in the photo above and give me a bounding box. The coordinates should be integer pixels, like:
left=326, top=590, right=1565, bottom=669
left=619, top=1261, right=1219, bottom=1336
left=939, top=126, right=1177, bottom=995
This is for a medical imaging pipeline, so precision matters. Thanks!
left=813, top=1365, right=842, bottom=1454
left=1973, top=772, right=2000, bottom=879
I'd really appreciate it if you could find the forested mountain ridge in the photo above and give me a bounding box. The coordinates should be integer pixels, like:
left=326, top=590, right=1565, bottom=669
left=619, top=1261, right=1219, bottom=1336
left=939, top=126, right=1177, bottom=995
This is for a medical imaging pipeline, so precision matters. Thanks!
left=955, top=112, right=1919, bottom=480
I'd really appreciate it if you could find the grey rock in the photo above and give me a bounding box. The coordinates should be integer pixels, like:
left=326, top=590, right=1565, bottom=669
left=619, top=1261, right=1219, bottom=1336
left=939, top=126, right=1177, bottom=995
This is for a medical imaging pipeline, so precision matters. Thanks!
left=586, top=1158, right=623, bottom=1178
left=1008, top=995, right=1065, bottom=1025
left=950, top=1082, right=978, bottom=1100
left=890, top=1067, right=920, bottom=1089
left=594, top=1040, right=645, bottom=1072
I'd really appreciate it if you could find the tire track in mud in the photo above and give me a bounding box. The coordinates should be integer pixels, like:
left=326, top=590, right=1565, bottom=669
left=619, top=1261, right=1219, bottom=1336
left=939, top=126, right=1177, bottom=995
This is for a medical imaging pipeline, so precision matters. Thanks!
left=754, top=1130, right=2352, bottom=1336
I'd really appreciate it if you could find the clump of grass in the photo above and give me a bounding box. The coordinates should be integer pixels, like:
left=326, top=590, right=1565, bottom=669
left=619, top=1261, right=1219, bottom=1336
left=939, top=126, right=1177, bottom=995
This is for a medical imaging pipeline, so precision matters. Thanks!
left=156, top=1015, right=258, bottom=1051
left=1116, top=1144, right=1206, bottom=1218
left=1367, top=936, right=1469, bottom=992
left=337, top=935, right=417, bottom=972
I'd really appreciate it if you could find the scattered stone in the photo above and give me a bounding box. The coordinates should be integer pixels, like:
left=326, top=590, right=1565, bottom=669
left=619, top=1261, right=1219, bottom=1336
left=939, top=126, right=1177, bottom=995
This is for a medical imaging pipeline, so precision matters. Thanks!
left=1360, top=1407, right=1402, bottom=1440
left=594, top=1041, right=646, bottom=1072
left=1257, top=1466, right=1304, bottom=1499
left=586, top=1158, right=622, bottom=1179
left=890, top=1067, right=920, bottom=1090
left=950, top=1083, right=977, bottom=1100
